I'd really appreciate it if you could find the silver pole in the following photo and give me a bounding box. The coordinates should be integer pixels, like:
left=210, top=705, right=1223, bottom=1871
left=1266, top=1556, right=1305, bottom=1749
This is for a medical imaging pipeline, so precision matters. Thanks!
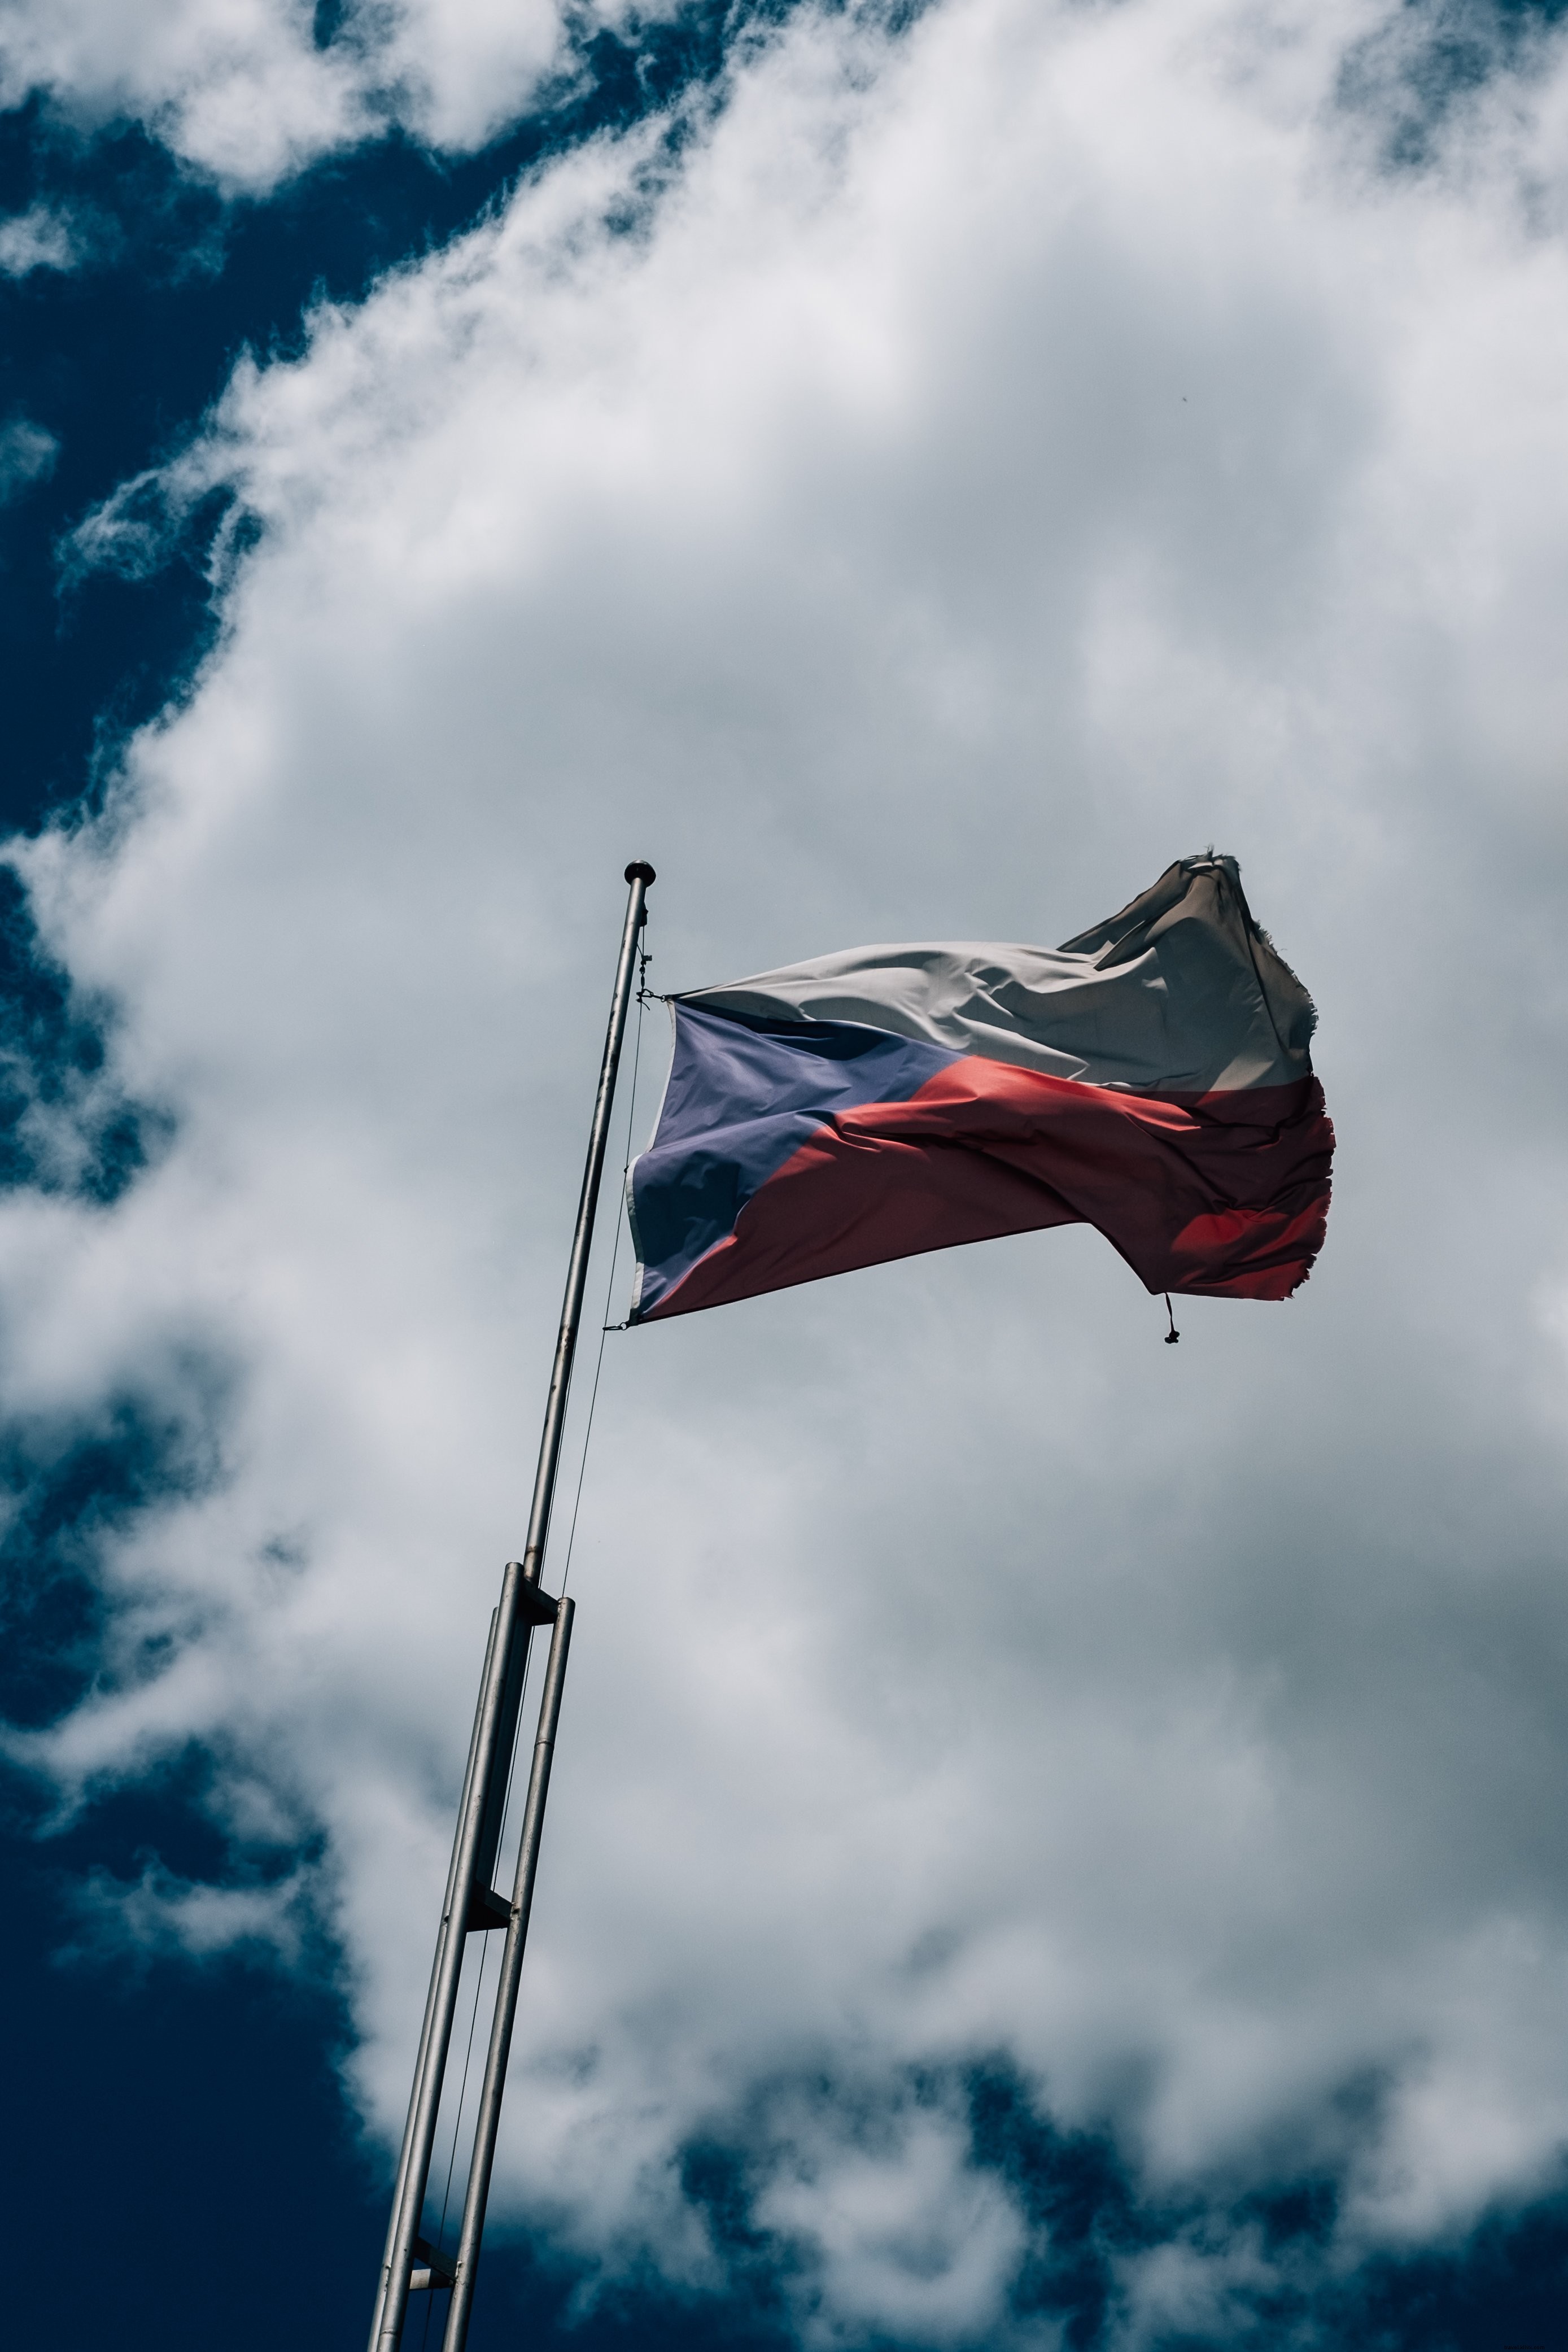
left=368, top=1603, right=500, bottom=2346
left=440, top=1595, right=576, bottom=2352
left=368, top=860, right=654, bottom=2350
left=370, top=1558, right=534, bottom=2352
left=515, top=862, right=655, bottom=1594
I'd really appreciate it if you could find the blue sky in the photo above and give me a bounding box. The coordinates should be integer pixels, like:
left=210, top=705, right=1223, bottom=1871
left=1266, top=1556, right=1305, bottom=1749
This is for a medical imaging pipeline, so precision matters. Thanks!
left=4, top=2, right=1568, bottom=2346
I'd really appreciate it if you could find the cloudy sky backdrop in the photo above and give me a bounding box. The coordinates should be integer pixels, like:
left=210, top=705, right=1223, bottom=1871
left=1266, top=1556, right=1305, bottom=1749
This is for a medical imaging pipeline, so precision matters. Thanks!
left=3, top=1, right=1567, bottom=2345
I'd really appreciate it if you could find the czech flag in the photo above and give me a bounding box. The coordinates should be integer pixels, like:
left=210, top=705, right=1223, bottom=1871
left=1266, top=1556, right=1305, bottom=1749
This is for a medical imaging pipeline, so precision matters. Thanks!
left=627, top=855, right=1332, bottom=1324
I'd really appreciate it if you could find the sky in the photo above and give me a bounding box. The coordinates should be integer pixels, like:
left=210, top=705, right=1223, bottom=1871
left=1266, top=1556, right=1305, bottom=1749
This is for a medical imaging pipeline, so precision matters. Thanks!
left=3, top=2, right=1568, bottom=2347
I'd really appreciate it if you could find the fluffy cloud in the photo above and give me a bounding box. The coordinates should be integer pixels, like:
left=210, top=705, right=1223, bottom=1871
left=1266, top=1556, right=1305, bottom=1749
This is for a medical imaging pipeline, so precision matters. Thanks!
left=7, top=0, right=1568, bottom=2338
left=0, top=203, right=80, bottom=273
left=0, top=0, right=634, bottom=189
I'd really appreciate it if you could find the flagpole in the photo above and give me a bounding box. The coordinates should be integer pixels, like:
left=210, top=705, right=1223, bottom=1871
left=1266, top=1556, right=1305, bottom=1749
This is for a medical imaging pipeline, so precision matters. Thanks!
left=439, top=1586, right=575, bottom=2351
left=369, top=859, right=655, bottom=2352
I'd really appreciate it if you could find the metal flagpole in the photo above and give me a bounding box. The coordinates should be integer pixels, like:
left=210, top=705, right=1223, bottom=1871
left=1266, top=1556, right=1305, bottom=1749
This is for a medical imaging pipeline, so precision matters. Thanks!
left=368, top=859, right=655, bottom=2352
left=439, top=1589, right=574, bottom=2351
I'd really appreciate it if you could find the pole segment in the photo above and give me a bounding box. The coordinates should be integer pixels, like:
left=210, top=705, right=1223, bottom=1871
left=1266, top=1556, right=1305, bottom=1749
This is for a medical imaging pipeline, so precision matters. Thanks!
left=516, top=861, right=654, bottom=1592
left=367, top=1603, right=500, bottom=2347
left=440, top=1595, right=576, bottom=2352
left=368, top=861, right=654, bottom=2351
left=371, top=1559, right=534, bottom=2352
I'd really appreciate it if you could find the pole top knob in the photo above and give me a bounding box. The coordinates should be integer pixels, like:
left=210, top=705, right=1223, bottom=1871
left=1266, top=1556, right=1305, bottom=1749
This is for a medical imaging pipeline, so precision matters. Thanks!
left=624, top=861, right=656, bottom=887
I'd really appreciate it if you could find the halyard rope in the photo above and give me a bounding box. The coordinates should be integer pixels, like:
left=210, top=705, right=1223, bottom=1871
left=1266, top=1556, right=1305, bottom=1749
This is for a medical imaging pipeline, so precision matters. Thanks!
left=558, top=932, right=650, bottom=1600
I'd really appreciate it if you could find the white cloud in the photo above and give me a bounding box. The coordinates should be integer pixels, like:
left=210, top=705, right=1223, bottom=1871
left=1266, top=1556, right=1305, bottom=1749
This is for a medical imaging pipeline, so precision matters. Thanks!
left=0, top=0, right=660, bottom=191
left=7, top=0, right=1568, bottom=2337
left=0, top=202, right=79, bottom=273
left=757, top=2097, right=1028, bottom=2343
left=62, top=1856, right=313, bottom=1967
left=0, top=0, right=369, bottom=189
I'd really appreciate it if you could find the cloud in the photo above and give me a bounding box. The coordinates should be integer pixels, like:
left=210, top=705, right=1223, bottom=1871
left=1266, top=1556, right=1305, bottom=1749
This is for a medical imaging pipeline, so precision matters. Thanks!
left=753, top=2088, right=1028, bottom=2344
left=0, top=0, right=676, bottom=193
left=0, top=202, right=80, bottom=274
left=0, top=0, right=368, bottom=190
left=60, top=1854, right=313, bottom=1968
left=0, top=417, right=60, bottom=503
left=6, top=0, right=1568, bottom=2337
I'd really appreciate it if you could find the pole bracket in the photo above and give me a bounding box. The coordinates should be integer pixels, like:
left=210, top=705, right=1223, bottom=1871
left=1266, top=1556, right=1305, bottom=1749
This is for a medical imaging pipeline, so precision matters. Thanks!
left=465, top=1883, right=513, bottom=1934
left=410, top=2237, right=456, bottom=2292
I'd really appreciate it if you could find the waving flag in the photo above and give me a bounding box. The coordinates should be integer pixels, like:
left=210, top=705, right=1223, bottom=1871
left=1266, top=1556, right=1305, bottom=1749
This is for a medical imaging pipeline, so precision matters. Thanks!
left=627, top=855, right=1333, bottom=1324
